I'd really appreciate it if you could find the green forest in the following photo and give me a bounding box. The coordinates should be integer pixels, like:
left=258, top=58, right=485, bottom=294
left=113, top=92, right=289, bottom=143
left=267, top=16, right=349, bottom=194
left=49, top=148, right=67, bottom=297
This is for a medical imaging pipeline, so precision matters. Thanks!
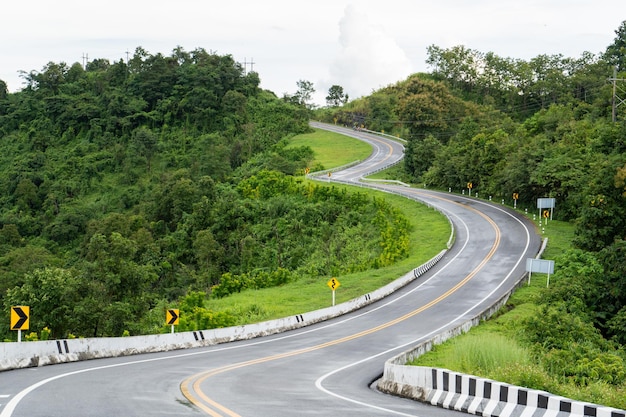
left=0, top=18, right=625, bottom=405
left=0, top=46, right=414, bottom=339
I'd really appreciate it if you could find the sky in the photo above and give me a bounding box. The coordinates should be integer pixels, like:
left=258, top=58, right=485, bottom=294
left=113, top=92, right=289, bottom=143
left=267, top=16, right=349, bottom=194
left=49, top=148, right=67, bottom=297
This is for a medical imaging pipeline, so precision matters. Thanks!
left=1, top=1, right=624, bottom=106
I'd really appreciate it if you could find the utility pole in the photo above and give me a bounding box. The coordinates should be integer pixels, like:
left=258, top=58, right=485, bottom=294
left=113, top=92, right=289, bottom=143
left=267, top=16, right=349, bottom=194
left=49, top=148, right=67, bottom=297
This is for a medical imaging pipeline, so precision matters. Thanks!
left=241, top=57, right=255, bottom=74
left=81, top=53, right=89, bottom=69
left=610, top=67, right=626, bottom=122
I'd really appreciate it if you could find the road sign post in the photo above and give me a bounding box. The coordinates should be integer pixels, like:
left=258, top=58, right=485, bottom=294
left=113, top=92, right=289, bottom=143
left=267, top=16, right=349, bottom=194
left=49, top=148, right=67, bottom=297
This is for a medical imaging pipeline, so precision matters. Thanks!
left=326, top=278, right=341, bottom=306
left=10, top=306, right=30, bottom=343
left=526, top=258, right=555, bottom=287
left=166, top=309, right=179, bottom=333
left=537, top=198, right=555, bottom=223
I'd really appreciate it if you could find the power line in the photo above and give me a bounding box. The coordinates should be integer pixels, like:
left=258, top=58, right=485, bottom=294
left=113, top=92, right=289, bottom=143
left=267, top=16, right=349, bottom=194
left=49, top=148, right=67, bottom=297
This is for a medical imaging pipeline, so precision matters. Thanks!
left=609, top=67, right=626, bottom=122
left=241, top=57, right=255, bottom=75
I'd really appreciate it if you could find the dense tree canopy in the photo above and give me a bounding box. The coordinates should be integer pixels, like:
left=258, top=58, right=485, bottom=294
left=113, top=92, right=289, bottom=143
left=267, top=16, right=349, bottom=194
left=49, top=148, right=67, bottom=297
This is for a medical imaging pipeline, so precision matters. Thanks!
left=0, top=46, right=319, bottom=338
left=0, top=46, right=416, bottom=339
left=2, top=22, right=626, bottom=389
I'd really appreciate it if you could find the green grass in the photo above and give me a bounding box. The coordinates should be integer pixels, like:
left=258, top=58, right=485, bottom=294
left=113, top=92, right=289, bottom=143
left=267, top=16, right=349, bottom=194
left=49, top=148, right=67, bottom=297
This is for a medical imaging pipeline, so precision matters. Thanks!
left=205, top=186, right=450, bottom=321
left=286, top=128, right=372, bottom=169
left=204, top=128, right=450, bottom=322
left=409, top=218, right=626, bottom=409
left=365, top=163, right=407, bottom=181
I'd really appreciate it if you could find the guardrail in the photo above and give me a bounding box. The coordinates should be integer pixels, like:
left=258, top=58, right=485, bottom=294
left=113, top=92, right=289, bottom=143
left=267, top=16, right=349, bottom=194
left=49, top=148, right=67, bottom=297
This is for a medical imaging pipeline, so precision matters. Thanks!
left=377, top=237, right=625, bottom=416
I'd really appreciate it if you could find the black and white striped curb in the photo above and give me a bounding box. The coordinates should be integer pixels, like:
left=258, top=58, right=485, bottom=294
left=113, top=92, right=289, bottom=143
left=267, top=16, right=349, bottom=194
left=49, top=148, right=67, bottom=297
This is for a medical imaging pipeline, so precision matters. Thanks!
left=427, top=368, right=625, bottom=417
left=413, top=250, right=446, bottom=278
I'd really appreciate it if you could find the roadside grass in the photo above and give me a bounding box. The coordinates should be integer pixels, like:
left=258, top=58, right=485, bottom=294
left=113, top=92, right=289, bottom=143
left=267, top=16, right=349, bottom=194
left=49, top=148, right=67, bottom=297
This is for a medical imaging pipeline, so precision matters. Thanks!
left=286, top=128, right=372, bottom=169
left=205, top=128, right=450, bottom=323
left=205, top=186, right=450, bottom=322
left=365, top=163, right=408, bottom=181
left=210, top=126, right=625, bottom=408
left=409, top=218, right=626, bottom=409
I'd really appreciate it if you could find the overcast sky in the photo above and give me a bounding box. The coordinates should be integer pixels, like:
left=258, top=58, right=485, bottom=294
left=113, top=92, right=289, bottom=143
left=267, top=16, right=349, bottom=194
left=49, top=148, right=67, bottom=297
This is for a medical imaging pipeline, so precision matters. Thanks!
left=1, top=1, right=624, bottom=106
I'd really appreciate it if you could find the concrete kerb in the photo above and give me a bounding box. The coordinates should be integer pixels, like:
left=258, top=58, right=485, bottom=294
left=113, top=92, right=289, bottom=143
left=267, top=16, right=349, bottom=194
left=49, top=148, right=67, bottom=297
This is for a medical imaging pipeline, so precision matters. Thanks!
left=0, top=249, right=447, bottom=372
left=377, top=239, right=626, bottom=417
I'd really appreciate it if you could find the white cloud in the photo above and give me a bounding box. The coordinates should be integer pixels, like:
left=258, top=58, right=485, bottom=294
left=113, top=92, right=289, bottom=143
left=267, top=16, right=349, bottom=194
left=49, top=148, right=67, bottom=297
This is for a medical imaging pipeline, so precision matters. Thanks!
left=0, top=0, right=623, bottom=107
left=319, top=5, right=413, bottom=103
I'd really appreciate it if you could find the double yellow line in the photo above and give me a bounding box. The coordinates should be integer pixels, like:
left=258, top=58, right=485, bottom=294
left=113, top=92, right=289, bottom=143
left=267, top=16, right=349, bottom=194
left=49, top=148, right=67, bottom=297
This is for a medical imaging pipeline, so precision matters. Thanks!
left=181, top=201, right=500, bottom=416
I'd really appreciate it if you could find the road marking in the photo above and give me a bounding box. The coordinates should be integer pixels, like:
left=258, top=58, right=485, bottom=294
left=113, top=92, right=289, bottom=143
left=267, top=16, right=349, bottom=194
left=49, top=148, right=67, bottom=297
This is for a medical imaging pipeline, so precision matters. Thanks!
left=315, top=192, right=533, bottom=414
left=1, top=187, right=532, bottom=417
left=181, top=193, right=533, bottom=416
left=180, top=201, right=508, bottom=416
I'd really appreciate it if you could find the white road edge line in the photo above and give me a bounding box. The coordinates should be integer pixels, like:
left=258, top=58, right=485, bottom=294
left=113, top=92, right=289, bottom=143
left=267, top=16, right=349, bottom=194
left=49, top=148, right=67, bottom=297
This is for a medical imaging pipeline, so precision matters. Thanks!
left=315, top=199, right=532, bottom=415
left=2, top=192, right=523, bottom=417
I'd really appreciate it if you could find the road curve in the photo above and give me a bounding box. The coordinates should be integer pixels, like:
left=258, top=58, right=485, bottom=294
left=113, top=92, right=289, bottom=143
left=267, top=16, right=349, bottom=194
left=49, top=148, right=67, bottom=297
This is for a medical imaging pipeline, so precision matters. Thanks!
left=0, top=123, right=541, bottom=417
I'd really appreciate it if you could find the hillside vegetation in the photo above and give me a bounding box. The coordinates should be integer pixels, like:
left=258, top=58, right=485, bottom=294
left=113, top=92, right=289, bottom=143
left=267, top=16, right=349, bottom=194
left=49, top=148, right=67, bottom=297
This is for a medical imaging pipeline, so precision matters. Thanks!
left=0, top=47, right=427, bottom=340
left=1, top=20, right=625, bottom=407
left=315, top=21, right=626, bottom=408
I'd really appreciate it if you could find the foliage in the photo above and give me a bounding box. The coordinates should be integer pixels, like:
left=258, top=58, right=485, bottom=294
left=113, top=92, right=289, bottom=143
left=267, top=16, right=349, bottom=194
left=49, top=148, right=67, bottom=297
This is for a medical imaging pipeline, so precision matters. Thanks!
left=284, top=79, right=316, bottom=109
left=604, top=20, right=626, bottom=72
left=316, top=30, right=626, bottom=248
left=210, top=173, right=412, bottom=297
left=2, top=24, right=626, bottom=410
left=0, top=51, right=410, bottom=338
left=326, top=85, right=349, bottom=107
left=410, top=216, right=626, bottom=408
left=0, top=46, right=313, bottom=339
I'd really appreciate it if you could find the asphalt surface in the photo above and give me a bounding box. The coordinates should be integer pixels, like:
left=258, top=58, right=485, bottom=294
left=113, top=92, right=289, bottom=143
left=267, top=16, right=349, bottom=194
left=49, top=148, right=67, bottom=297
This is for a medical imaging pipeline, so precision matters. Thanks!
left=0, top=123, right=541, bottom=417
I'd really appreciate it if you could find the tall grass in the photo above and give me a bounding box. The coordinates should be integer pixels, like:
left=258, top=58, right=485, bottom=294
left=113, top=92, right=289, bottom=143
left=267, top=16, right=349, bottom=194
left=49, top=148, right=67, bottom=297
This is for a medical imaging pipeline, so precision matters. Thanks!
left=409, top=218, right=626, bottom=409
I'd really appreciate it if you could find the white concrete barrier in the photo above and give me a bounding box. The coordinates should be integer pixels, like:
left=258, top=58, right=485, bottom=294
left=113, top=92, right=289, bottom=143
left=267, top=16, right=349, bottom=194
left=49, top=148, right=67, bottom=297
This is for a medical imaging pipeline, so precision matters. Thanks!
left=379, top=366, right=626, bottom=417
left=0, top=250, right=447, bottom=372
left=377, top=241, right=626, bottom=416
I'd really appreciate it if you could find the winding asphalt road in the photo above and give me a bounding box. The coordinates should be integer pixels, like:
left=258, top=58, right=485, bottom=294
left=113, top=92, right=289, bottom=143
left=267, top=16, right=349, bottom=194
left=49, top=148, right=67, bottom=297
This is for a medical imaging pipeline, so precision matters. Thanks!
left=0, top=123, right=541, bottom=417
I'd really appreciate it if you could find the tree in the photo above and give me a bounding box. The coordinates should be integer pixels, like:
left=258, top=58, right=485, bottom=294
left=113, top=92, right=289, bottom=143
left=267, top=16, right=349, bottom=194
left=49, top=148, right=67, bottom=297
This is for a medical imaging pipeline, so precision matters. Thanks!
left=4, top=267, right=79, bottom=338
left=605, top=20, right=626, bottom=72
left=130, top=126, right=158, bottom=171
left=293, top=79, right=315, bottom=109
left=0, top=79, right=7, bottom=100
left=405, top=134, right=441, bottom=180
left=14, top=178, right=40, bottom=212
left=193, top=229, right=223, bottom=286
left=574, top=154, right=626, bottom=251
left=326, top=85, right=349, bottom=107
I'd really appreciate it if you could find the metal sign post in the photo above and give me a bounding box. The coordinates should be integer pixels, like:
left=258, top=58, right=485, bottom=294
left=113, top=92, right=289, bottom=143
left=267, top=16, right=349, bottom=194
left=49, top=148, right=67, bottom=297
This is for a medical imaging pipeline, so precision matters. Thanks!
left=537, top=198, right=556, bottom=223
left=526, top=258, right=555, bottom=287
left=327, top=278, right=341, bottom=306
left=10, top=306, right=30, bottom=343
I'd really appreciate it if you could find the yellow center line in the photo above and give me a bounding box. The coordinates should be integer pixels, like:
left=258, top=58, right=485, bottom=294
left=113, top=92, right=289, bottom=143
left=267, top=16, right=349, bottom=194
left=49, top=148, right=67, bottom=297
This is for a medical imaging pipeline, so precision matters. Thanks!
left=181, top=201, right=500, bottom=416
left=347, top=136, right=396, bottom=177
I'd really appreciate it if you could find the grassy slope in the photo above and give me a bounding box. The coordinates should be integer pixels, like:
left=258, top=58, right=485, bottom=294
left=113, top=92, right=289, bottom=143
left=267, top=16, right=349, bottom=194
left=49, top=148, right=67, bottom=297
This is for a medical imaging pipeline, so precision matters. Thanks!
left=205, top=128, right=450, bottom=321
left=410, top=220, right=626, bottom=409
left=286, top=128, right=372, bottom=169
left=289, top=128, right=625, bottom=407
